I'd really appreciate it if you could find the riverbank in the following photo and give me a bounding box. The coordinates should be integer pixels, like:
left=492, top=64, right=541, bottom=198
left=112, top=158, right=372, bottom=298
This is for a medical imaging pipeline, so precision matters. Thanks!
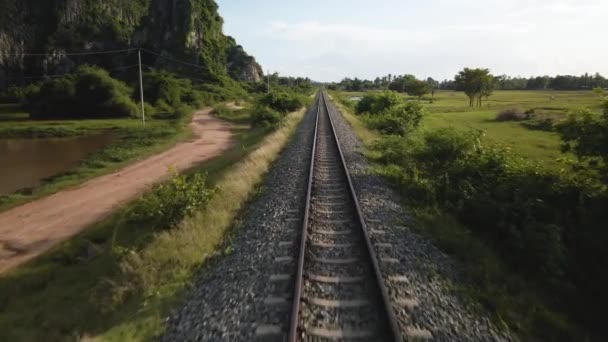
left=0, top=106, right=305, bottom=341
left=0, top=109, right=233, bottom=274
left=0, top=111, right=194, bottom=212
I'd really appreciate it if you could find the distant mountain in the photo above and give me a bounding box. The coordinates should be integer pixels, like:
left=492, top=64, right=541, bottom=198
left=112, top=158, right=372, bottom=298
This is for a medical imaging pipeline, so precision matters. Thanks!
left=0, top=0, right=263, bottom=88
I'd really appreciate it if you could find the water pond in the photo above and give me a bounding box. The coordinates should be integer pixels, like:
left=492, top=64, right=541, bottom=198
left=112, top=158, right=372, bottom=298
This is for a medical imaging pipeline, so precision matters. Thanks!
left=0, top=133, right=117, bottom=195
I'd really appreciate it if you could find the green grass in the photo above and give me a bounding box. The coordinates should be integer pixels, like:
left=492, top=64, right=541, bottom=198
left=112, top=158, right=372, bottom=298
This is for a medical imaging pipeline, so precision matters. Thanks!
left=0, top=103, right=29, bottom=121
left=329, top=91, right=586, bottom=340
left=0, top=111, right=194, bottom=212
left=212, top=102, right=252, bottom=124
left=422, top=110, right=569, bottom=170
left=412, top=208, right=576, bottom=341
left=0, top=106, right=306, bottom=341
left=337, top=90, right=603, bottom=172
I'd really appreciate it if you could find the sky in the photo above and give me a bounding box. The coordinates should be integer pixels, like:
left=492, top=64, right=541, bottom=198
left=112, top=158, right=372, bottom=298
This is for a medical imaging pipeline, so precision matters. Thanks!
left=216, top=0, right=608, bottom=82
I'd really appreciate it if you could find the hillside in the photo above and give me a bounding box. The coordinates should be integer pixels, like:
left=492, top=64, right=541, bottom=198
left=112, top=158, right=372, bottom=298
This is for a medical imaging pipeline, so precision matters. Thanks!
left=0, top=0, right=263, bottom=88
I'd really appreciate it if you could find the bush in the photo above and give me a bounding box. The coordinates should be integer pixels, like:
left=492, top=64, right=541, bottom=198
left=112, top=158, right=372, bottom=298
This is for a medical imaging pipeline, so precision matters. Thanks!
left=356, top=91, right=402, bottom=115
left=125, top=171, right=214, bottom=229
left=372, top=126, right=608, bottom=337
left=496, top=107, right=527, bottom=121
left=521, top=112, right=561, bottom=131
left=143, top=70, right=199, bottom=108
left=363, top=102, right=424, bottom=136
left=0, top=84, right=40, bottom=103
left=251, top=105, right=283, bottom=128
left=26, top=66, right=138, bottom=119
left=259, top=91, right=306, bottom=113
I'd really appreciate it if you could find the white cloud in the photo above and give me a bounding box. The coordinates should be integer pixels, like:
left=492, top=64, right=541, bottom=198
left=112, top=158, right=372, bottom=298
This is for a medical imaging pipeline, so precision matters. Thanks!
left=246, top=0, right=608, bottom=81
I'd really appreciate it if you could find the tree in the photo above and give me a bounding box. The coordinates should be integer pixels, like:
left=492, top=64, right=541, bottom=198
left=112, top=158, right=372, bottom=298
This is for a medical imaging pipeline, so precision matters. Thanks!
left=478, top=74, right=496, bottom=106
left=407, top=79, right=431, bottom=100
left=556, top=102, right=608, bottom=182
left=593, top=87, right=605, bottom=98
left=455, top=68, right=493, bottom=107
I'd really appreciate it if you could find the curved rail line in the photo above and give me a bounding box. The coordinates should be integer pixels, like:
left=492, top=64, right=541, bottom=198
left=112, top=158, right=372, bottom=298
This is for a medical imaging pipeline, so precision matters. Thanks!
left=288, top=91, right=401, bottom=341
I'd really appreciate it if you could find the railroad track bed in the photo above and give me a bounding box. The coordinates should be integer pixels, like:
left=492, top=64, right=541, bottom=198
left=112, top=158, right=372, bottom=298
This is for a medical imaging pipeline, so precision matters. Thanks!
left=286, top=92, right=400, bottom=341
left=164, top=92, right=511, bottom=342
left=324, top=94, right=511, bottom=341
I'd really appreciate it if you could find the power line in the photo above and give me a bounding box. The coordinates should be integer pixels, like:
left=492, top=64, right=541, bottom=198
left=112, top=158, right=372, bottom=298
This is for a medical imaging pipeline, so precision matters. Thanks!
left=19, top=64, right=140, bottom=80
left=4, top=47, right=212, bottom=74
left=3, top=48, right=137, bottom=57
left=140, top=49, right=207, bottom=70
left=139, top=64, right=220, bottom=84
left=5, top=47, right=223, bottom=85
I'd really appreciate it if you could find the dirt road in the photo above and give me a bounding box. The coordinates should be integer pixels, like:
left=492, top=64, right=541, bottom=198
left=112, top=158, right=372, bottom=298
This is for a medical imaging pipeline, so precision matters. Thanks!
left=0, top=109, right=233, bottom=274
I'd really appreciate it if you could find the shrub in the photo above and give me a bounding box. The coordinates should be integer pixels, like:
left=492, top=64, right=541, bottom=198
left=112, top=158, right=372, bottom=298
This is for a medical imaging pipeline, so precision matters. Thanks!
left=372, top=126, right=608, bottom=336
left=364, top=102, right=425, bottom=136
left=0, top=84, right=40, bottom=103
left=522, top=112, right=561, bottom=131
left=356, top=91, right=402, bottom=115
left=26, top=66, right=138, bottom=119
left=259, top=91, right=306, bottom=113
left=251, top=105, right=283, bottom=128
left=143, top=70, right=192, bottom=108
left=124, top=171, right=214, bottom=229
left=496, top=107, right=527, bottom=121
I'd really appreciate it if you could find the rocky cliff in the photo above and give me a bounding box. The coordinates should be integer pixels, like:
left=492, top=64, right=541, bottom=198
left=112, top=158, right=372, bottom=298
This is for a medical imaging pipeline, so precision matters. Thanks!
left=0, top=0, right=263, bottom=88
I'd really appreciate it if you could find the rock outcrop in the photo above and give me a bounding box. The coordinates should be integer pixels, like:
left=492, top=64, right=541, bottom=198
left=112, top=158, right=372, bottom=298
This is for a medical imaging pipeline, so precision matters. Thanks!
left=0, top=0, right=263, bottom=89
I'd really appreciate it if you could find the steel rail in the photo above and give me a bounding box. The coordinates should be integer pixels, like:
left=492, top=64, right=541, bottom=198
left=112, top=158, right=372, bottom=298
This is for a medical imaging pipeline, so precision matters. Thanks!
left=288, top=92, right=321, bottom=342
left=322, top=91, right=402, bottom=341
left=287, top=91, right=402, bottom=341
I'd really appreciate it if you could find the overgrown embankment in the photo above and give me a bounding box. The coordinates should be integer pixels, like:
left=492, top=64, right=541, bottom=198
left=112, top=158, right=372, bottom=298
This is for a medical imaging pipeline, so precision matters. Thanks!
left=0, top=89, right=309, bottom=341
left=330, top=91, right=608, bottom=341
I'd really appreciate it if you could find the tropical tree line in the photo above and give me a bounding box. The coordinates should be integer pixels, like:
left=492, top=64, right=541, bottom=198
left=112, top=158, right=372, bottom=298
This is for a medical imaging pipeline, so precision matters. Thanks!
left=441, top=73, right=608, bottom=91
left=331, top=71, right=608, bottom=94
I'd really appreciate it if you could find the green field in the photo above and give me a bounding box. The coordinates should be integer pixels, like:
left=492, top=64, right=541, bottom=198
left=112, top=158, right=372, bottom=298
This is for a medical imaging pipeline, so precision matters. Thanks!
left=340, top=90, right=603, bottom=170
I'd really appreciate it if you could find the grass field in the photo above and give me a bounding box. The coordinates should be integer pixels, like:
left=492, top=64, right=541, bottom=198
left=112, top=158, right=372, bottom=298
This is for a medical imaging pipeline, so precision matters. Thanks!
left=339, top=90, right=603, bottom=171
left=329, top=93, right=588, bottom=340
left=0, top=105, right=306, bottom=341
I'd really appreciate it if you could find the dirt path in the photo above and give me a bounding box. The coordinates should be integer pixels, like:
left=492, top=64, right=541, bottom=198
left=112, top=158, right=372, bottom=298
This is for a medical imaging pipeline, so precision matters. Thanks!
left=0, top=108, right=233, bottom=274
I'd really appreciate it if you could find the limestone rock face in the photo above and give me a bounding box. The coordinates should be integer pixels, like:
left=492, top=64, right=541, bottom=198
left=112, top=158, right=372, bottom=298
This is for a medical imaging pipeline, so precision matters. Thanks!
left=0, top=0, right=262, bottom=88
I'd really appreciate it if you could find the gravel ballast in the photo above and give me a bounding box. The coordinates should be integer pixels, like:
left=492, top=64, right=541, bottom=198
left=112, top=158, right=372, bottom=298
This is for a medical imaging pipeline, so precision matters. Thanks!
left=162, top=103, right=317, bottom=342
left=162, top=94, right=512, bottom=341
left=325, top=96, right=512, bottom=341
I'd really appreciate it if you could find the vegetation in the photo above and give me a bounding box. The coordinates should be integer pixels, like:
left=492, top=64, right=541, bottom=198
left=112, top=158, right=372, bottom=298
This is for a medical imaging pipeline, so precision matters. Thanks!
left=331, top=72, right=608, bottom=92
left=0, top=105, right=306, bottom=341
left=495, top=107, right=526, bottom=121
left=247, top=90, right=311, bottom=129
left=454, top=68, right=496, bottom=107
left=0, top=0, right=262, bottom=89
left=0, top=60, right=259, bottom=209
left=557, top=103, right=608, bottom=182
left=332, top=90, right=608, bottom=341
left=24, top=66, right=139, bottom=119
left=355, top=92, right=425, bottom=136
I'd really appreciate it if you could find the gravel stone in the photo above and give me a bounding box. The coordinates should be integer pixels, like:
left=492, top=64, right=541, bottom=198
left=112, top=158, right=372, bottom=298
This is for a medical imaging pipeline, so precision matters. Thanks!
left=325, top=96, right=513, bottom=341
left=162, top=94, right=513, bottom=342
left=161, top=104, right=317, bottom=342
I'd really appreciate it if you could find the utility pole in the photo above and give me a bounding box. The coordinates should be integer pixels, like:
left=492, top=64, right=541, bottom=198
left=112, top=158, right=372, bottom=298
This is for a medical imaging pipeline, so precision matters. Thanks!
left=267, top=69, right=270, bottom=94
left=138, top=48, right=146, bottom=128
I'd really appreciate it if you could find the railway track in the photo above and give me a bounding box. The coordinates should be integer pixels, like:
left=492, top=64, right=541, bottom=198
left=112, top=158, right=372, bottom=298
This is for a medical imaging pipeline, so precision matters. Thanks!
left=287, top=92, right=401, bottom=341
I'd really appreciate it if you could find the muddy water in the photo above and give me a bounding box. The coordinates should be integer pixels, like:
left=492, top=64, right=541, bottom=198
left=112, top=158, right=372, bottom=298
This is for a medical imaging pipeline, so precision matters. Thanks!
left=0, top=133, right=117, bottom=195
